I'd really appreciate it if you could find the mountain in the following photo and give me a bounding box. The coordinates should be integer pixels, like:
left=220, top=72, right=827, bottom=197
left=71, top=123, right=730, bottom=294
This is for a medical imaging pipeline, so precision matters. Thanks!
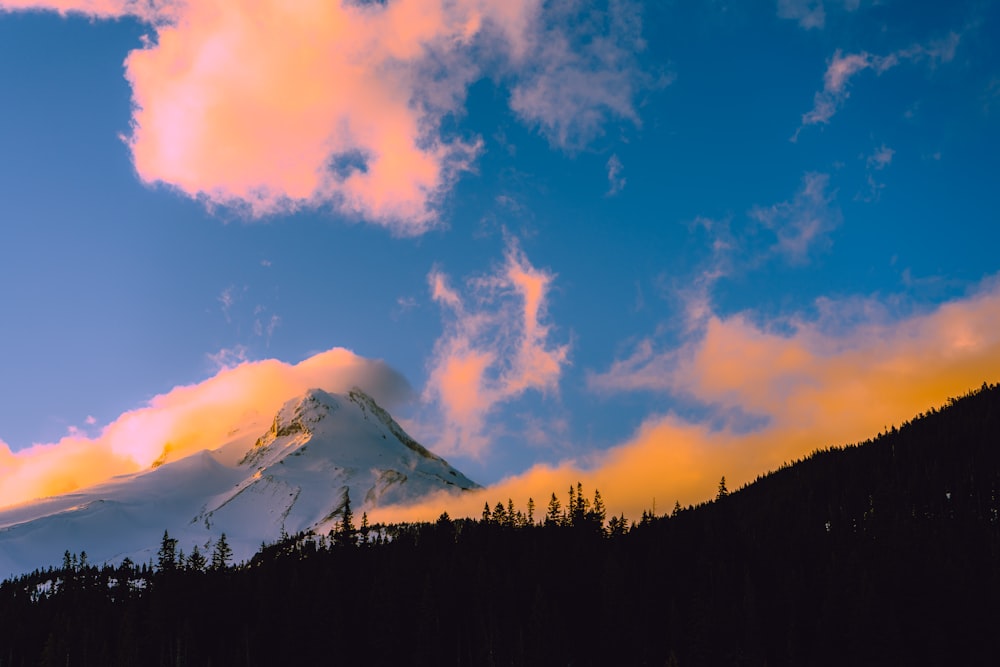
left=0, top=388, right=477, bottom=579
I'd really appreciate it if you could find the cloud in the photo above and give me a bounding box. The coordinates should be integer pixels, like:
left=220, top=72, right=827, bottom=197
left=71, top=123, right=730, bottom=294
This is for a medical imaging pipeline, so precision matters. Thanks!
left=1, top=0, right=652, bottom=232
left=776, top=0, right=862, bottom=30
left=860, top=143, right=894, bottom=201
left=0, top=348, right=411, bottom=509
left=777, top=0, right=826, bottom=30
left=605, top=154, right=625, bottom=196
left=506, top=0, right=655, bottom=149
left=207, top=344, right=250, bottom=371
left=750, top=172, right=840, bottom=263
left=423, top=240, right=569, bottom=457
left=797, top=34, right=961, bottom=137
left=382, top=276, right=1000, bottom=523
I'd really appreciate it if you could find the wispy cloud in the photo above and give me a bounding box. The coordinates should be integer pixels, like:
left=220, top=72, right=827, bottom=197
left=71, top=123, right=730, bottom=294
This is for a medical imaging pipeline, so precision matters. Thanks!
left=1, top=0, right=654, bottom=233
left=0, top=348, right=411, bottom=509
left=796, top=34, right=960, bottom=138
left=507, top=0, right=658, bottom=149
left=777, top=0, right=826, bottom=30
left=750, top=172, right=840, bottom=264
left=605, top=154, right=626, bottom=196
left=860, top=143, right=895, bottom=201
left=776, top=0, right=861, bottom=31
left=423, top=240, right=569, bottom=457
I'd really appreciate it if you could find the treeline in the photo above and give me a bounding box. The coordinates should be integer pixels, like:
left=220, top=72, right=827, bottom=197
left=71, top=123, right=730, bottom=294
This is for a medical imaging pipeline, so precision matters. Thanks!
left=3, top=383, right=1000, bottom=666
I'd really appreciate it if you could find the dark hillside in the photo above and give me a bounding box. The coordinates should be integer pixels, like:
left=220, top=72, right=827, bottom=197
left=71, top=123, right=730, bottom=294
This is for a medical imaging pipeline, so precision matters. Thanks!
left=2, top=383, right=999, bottom=666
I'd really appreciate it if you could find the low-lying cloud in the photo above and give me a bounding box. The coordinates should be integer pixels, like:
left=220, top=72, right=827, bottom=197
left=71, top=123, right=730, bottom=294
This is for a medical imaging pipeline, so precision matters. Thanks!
left=376, top=277, right=1000, bottom=523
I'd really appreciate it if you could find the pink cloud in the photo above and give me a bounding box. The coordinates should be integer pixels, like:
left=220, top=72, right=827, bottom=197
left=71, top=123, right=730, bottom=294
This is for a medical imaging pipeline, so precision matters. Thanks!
left=797, top=34, right=961, bottom=137
left=1, top=0, right=651, bottom=232
left=0, top=348, right=410, bottom=509
left=423, top=240, right=569, bottom=457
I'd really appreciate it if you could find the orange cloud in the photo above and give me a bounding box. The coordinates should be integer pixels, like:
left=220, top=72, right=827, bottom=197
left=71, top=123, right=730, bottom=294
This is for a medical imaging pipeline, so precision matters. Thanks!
left=1, top=0, right=650, bottom=231
left=423, top=240, right=569, bottom=457
left=0, top=348, right=409, bottom=509
left=379, top=278, right=1000, bottom=524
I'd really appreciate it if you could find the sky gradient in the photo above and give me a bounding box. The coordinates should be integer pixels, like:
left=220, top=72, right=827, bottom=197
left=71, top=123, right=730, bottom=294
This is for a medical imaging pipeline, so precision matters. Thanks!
left=1, top=0, right=999, bottom=519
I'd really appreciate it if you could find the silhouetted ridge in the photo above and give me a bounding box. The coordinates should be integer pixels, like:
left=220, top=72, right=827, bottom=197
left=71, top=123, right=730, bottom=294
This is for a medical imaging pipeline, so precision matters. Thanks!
left=3, top=383, right=999, bottom=666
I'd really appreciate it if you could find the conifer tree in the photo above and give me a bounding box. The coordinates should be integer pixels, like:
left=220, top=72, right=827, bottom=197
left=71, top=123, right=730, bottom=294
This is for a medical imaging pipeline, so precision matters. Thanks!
left=338, top=487, right=356, bottom=546
left=545, top=493, right=562, bottom=525
left=527, top=497, right=535, bottom=525
left=187, top=545, right=206, bottom=572
left=590, top=489, right=607, bottom=530
left=157, top=530, right=178, bottom=573
left=211, top=533, right=232, bottom=570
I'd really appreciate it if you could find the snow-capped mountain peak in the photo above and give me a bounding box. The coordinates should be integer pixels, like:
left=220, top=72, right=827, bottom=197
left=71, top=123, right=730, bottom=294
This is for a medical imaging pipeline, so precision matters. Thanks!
left=0, top=388, right=478, bottom=580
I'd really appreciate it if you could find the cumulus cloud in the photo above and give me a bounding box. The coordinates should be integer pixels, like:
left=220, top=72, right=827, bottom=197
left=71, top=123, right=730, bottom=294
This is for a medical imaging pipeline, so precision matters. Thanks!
left=383, top=276, right=1000, bottom=523
left=1, top=0, right=651, bottom=232
left=796, top=34, right=961, bottom=138
left=0, top=348, right=410, bottom=509
left=423, top=240, right=569, bottom=457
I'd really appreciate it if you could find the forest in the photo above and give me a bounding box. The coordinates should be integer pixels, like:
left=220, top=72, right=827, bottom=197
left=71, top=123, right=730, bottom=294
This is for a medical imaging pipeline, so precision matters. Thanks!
left=2, top=383, right=999, bottom=666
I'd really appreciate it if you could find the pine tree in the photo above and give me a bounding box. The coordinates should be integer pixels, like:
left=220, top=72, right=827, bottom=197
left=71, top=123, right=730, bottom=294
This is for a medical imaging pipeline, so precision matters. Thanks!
left=157, top=530, right=178, bottom=573
left=187, top=545, right=207, bottom=572
left=590, top=489, right=607, bottom=530
left=211, top=533, right=233, bottom=570
left=527, top=497, right=535, bottom=525
left=337, top=488, right=357, bottom=546
left=545, top=493, right=562, bottom=526
left=717, top=476, right=729, bottom=500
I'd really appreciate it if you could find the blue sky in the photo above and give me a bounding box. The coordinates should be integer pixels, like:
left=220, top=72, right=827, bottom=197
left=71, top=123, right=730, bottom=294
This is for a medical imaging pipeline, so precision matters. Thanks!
left=1, top=0, right=998, bottom=513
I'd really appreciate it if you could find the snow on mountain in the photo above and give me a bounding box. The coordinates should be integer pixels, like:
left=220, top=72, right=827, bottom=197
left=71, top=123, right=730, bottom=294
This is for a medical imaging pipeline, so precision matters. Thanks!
left=0, top=388, right=478, bottom=580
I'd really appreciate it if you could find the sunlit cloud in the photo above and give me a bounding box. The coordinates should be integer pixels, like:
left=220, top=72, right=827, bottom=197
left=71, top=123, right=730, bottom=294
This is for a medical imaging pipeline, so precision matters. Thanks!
left=422, top=240, right=569, bottom=458
left=0, top=0, right=652, bottom=232
left=0, top=348, right=410, bottom=509
left=371, top=276, right=1000, bottom=524
left=796, top=34, right=960, bottom=138
left=569, top=277, right=1000, bottom=513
